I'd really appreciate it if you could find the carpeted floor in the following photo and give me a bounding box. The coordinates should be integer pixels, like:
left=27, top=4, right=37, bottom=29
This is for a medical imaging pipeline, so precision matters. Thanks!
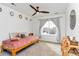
left=0, top=42, right=59, bottom=56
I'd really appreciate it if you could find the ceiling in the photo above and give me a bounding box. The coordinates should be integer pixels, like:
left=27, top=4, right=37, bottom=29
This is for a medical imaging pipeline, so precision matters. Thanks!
left=1, top=3, right=69, bottom=18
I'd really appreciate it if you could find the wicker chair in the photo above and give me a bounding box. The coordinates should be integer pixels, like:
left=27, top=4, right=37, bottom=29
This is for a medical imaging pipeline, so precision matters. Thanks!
left=61, top=36, right=79, bottom=56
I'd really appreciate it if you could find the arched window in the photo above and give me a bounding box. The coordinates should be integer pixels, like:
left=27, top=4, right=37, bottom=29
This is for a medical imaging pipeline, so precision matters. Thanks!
left=41, top=20, right=57, bottom=35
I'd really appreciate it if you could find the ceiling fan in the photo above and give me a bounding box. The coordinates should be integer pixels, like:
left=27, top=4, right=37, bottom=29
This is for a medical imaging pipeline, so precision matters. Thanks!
left=29, top=5, right=50, bottom=16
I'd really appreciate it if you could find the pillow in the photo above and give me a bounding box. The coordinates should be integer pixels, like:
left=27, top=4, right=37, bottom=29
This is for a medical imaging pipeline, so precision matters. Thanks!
left=20, top=34, right=25, bottom=38
left=10, top=37, right=20, bottom=41
left=9, top=32, right=20, bottom=38
left=28, top=33, right=34, bottom=36
left=9, top=32, right=20, bottom=41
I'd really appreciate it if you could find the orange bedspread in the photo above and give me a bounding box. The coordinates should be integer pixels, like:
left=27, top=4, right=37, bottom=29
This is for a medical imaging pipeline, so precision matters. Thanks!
left=3, top=36, right=38, bottom=49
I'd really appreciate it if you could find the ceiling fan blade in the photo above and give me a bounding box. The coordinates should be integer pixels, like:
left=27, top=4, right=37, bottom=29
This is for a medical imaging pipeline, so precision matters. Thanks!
left=29, top=5, right=37, bottom=11
left=11, top=3, right=16, bottom=6
left=39, top=11, right=49, bottom=13
left=32, top=12, right=37, bottom=16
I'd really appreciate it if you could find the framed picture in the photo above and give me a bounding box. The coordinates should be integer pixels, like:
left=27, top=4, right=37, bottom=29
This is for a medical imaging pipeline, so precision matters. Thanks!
left=10, top=11, right=14, bottom=16
left=19, top=14, right=22, bottom=19
left=29, top=19, right=32, bottom=21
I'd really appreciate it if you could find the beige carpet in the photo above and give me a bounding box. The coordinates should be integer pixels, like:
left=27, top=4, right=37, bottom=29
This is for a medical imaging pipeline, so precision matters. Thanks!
left=17, top=42, right=59, bottom=56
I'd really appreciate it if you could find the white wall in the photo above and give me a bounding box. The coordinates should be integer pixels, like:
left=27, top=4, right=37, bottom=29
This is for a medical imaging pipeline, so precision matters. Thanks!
left=59, top=14, right=66, bottom=41
left=0, top=4, right=32, bottom=41
left=29, top=20, right=40, bottom=36
left=66, top=4, right=79, bottom=41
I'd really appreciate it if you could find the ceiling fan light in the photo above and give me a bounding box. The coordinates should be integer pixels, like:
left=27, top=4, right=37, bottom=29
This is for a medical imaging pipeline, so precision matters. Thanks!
left=37, top=12, right=39, bottom=14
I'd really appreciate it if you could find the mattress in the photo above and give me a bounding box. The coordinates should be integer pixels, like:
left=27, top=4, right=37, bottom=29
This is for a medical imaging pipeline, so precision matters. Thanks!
left=3, top=36, right=38, bottom=49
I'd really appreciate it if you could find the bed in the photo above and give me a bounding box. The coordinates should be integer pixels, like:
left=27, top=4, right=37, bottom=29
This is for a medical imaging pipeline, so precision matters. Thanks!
left=2, top=36, right=39, bottom=56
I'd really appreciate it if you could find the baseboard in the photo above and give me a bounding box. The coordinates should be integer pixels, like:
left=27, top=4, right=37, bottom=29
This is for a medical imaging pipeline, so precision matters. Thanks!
left=39, top=40, right=60, bottom=44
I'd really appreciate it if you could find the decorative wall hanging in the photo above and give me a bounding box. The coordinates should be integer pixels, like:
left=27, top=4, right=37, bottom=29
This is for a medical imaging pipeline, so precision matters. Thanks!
left=10, top=11, right=14, bottom=16
left=70, top=10, right=76, bottom=30
left=0, top=7, right=2, bottom=12
left=19, top=14, right=22, bottom=19
left=25, top=17, right=28, bottom=20
left=29, top=19, right=32, bottom=21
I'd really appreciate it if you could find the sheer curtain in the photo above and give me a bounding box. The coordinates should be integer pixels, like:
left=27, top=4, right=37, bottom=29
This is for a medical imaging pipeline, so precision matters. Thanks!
left=40, top=18, right=60, bottom=43
left=41, top=20, right=57, bottom=35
